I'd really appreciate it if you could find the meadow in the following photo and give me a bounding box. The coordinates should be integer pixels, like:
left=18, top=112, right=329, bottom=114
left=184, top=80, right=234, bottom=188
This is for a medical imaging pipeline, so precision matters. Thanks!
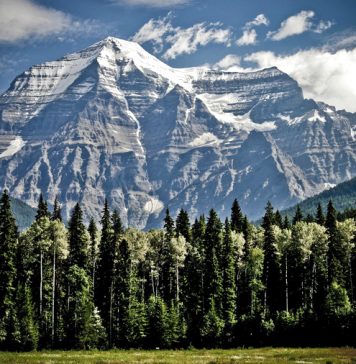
left=0, top=348, right=355, bottom=364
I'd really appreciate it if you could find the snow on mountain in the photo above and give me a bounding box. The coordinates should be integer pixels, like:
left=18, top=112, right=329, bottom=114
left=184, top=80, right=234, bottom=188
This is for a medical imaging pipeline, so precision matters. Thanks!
left=0, top=36, right=355, bottom=227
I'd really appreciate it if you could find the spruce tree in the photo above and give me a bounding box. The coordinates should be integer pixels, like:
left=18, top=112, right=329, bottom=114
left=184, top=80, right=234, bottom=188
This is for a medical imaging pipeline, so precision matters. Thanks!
left=316, top=203, right=325, bottom=226
left=184, top=217, right=205, bottom=346
left=161, top=209, right=175, bottom=301
left=88, top=218, right=98, bottom=293
left=292, top=205, right=303, bottom=225
left=326, top=200, right=345, bottom=286
left=231, top=199, right=244, bottom=233
left=275, top=210, right=283, bottom=228
left=204, top=209, right=223, bottom=315
left=262, top=201, right=282, bottom=315
left=175, top=209, right=191, bottom=243
left=95, top=199, right=116, bottom=346
left=283, top=215, right=291, bottom=230
left=221, top=219, right=236, bottom=339
left=112, top=210, right=123, bottom=242
left=35, top=194, right=50, bottom=221
left=0, top=190, right=19, bottom=349
left=68, top=203, right=89, bottom=269
left=52, top=196, right=62, bottom=222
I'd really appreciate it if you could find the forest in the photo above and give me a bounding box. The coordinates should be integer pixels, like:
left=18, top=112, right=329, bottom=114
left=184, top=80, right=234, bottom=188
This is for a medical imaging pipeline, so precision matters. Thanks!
left=0, top=190, right=355, bottom=351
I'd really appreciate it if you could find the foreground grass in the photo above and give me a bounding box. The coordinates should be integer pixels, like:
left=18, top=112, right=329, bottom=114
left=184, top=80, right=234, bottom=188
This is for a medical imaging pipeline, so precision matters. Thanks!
left=0, top=348, right=355, bottom=364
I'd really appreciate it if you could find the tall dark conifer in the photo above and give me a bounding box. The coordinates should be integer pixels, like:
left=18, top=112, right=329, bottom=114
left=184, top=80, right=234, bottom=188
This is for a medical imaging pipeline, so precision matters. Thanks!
left=96, top=199, right=116, bottom=346
left=231, top=199, right=244, bottom=233
left=316, top=203, right=325, bottom=226
left=292, top=205, right=303, bottom=225
left=262, top=201, right=282, bottom=315
left=221, top=219, right=236, bottom=337
left=175, top=209, right=191, bottom=243
left=0, top=190, right=19, bottom=348
left=52, top=196, right=62, bottom=222
left=35, top=194, right=50, bottom=221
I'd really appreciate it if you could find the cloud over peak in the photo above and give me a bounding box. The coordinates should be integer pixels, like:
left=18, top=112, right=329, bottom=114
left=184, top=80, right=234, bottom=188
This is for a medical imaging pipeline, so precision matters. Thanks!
left=268, top=10, right=333, bottom=41
left=132, top=14, right=232, bottom=59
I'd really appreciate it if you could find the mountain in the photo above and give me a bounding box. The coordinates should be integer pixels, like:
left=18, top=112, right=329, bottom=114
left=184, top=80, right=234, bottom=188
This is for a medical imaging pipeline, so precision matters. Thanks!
left=280, top=177, right=356, bottom=220
left=0, top=36, right=355, bottom=228
left=10, top=197, right=36, bottom=231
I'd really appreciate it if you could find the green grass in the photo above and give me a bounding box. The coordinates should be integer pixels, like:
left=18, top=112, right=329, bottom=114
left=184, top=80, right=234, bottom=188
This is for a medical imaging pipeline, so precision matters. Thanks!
left=0, top=348, right=355, bottom=364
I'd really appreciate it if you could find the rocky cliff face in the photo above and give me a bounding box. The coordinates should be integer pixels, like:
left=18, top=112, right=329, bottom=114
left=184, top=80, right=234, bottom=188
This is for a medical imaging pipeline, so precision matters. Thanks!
left=0, top=37, right=355, bottom=227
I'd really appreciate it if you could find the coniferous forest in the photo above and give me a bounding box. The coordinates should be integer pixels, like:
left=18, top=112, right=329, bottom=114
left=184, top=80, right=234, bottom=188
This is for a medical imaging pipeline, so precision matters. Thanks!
left=0, top=190, right=355, bottom=351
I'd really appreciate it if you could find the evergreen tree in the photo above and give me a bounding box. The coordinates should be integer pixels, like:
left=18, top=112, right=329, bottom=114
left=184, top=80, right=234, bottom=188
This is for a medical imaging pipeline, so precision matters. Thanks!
left=52, top=196, right=62, bottom=222
left=283, top=216, right=291, bottom=230
left=0, top=190, right=18, bottom=349
left=292, top=205, right=303, bottom=225
left=161, top=209, right=175, bottom=301
left=35, top=194, right=50, bottom=221
left=316, top=203, right=325, bottom=226
left=231, top=199, right=244, bottom=233
left=221, top=219, right=236, bottom=339
left=175, top=209, right=191, bottom=243
left=184, top=217, right=205, bottom=346
left=262, top=201, right=282, bottom=315
left=326, top=200, right=345, bottom=287
left=95, top=200, right=115, bottom=346
left=204, top=209, right=223, bottom=315
left=274, top=210, right=283, bottom=228
left=68, top=203, right=89, bottom=270
left=112, top=210, right=123, bottom=243
left=88, top=218, right=98, bottom=294
left=16, top=283, right=38, bottom=351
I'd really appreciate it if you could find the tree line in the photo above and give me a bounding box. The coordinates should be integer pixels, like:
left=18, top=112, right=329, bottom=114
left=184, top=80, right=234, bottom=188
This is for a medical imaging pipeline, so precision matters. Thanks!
left=0, top=190, right=355, bottom=350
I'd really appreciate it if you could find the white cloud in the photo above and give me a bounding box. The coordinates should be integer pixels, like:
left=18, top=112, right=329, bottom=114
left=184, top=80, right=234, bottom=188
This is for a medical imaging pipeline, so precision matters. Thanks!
left=314, top=20, right=334, bottom=34
left=132, top=15, right=232, bottom=60
left=114, top=0, right=188, bottom=7
left=236, top=29, right=257, bottom=46
left=0, top=0, right=97, bottom=43
left=268, top=10, right=315, bottom=41
left=163, top=22, right=232, bottom=60
left=236, top=14, right=269, bottom=47
left=132, top=13, right=174, bottom=52
left=244, top=14, right=270, bottom=29
left=212, top=54, right=256, bottom=73
left=244, top=48, right=356, bottom=112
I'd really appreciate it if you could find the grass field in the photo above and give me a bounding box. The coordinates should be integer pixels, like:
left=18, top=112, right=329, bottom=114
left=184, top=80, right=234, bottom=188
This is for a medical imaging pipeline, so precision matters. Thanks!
left=0, top=348, right=355, bottom=364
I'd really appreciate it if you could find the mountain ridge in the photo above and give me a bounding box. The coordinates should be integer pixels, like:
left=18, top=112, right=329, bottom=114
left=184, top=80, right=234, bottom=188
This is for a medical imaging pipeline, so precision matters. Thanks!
left=0, top=36, right=355, bottom=227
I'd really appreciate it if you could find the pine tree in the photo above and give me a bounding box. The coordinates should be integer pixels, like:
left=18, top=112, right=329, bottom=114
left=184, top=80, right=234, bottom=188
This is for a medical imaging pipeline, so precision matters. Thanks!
left=292, top=205, right=303, bottom=225
left=184, top=217, right=205, bottom=346
left=16, top=283, right=38, bottom=351
left=161, top=209, right=175, bottom=301
left=231, top=199, right=244, bottom=233
left=316, top=203, right=325, bottom=226
left=95, top=199, right=115, bottom=346
left=275, top=210, right=283, bottom=228
left=221, top=219, right=236, bottom=339
left=88, top=218, right=98, bottom=294
left=204, top=209, right=223, bottom=315
left=0, top=190, right=19, bottom=349
left=112, top=210, right=123, bottom=242
left=283, top=216, right=291, bottom=230
left=175, top=209, right=191, bottom=243
left=326, top=200, right=345, bottom=287
left=35, top=194, right=50, bottom=221
left=68, top=203, right=89, bottom=270
left=52, top=196, right=62, bottom=222
left=262, top=201, right=282, bottom=315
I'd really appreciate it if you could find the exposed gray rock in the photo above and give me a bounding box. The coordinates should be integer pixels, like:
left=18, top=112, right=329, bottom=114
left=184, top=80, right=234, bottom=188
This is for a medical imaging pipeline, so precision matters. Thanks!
left=0, top=37, right=355, bottom=227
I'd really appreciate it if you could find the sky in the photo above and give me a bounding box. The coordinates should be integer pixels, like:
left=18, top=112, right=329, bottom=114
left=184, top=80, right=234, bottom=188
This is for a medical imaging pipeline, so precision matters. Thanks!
left=0, top=0, right=356, bottom=111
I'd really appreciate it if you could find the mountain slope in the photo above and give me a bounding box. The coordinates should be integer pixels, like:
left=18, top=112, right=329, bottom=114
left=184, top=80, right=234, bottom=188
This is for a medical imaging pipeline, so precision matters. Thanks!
left=0, top=36, right=355, bottom=227
left=281, top=177, right=356, bottom=220
left=10, top=197, right=36, bottom=231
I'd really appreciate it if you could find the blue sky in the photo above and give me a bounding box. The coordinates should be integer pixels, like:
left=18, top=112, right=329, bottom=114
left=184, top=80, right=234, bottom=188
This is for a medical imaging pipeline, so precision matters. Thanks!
left=1, top=0, right=356, bottom=111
